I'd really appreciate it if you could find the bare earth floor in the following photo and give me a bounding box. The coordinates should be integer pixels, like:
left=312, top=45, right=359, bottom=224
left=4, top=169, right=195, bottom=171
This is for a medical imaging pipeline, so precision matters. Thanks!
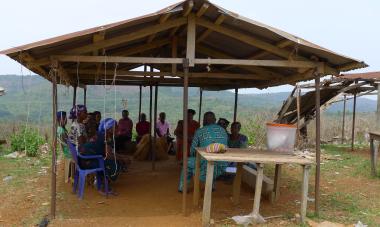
left=1, top=145, right=379, bottom=226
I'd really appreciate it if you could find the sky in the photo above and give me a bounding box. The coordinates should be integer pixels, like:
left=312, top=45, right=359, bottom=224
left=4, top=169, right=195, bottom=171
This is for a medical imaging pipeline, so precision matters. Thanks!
left=0, top=0, right=379, bottom=94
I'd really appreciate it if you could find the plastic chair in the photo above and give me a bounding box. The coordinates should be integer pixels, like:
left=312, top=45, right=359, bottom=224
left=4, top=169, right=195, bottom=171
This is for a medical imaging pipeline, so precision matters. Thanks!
left=68, top=142, right=109, bottom=199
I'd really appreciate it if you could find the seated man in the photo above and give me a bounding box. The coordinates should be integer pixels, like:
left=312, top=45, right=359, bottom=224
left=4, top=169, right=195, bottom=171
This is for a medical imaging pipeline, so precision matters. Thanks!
left=178, top=111, right=228, bottom=192
left=116, top=110, right=133, bottom=151
left=156, top=112, right=170, bottom=137
left=136, top=113, right=150, bottom=143
left=217, top=118, right=230, bottom=132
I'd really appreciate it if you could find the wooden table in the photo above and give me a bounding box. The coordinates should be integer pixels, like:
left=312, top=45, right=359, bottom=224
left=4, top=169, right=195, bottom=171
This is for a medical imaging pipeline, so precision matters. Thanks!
left=369, top=132, right=380, bottom=176
left=193, top=148, right=314, bottom=226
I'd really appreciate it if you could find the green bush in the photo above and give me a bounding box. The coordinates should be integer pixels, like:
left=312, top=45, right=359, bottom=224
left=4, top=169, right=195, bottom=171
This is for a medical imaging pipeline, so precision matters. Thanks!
left=10, top=127, right=45, bottom=157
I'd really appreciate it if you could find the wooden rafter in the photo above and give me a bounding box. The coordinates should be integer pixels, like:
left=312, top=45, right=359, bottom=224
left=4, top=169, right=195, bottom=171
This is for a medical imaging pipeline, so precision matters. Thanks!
left=169, top=0, right=194, bottom=37
left=196, top=17, right=338, bottom=75
left=196, top=14, right=225, bottom=43
left=147, top=13, right=172, bottom=43
left=196, top=2, right=210, bottom=17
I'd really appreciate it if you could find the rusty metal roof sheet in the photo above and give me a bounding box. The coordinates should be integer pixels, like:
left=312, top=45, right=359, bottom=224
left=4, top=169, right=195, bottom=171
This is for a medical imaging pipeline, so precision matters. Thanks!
left=340, top=72, right=380, bottom=81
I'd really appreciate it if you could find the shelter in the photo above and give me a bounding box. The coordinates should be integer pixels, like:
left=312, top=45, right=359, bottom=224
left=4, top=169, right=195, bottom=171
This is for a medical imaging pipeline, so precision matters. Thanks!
left=0, top=0, right=367, bottom=220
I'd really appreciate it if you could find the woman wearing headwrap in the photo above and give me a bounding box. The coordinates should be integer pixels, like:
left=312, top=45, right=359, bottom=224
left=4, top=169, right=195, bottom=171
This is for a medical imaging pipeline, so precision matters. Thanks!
left=68, top=105, right=88, bottom=147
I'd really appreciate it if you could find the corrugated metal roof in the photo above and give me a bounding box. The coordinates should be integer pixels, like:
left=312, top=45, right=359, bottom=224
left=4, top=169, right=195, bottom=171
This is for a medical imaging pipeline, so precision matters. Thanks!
left=0, top=0, right=368, bottom=89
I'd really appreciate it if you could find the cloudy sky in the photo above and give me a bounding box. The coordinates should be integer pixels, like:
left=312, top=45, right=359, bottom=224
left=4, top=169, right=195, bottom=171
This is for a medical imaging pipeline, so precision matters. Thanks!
left=0, top=0, right=378, bottom=94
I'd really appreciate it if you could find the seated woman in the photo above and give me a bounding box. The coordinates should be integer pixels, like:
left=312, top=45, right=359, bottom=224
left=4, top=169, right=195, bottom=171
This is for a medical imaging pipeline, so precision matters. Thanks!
left=68, top=105, right=88, bottom=147
left=80, top=118, right=124, bottom=187
left=228, top=122, right=248, bottom=149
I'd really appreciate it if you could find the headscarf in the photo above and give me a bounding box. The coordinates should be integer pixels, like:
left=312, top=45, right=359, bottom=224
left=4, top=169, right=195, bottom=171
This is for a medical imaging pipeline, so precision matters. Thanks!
left=69, top=105, right=87, bottom=119
left=56, top=111, right=67, bottom=121
left=98, top=118, right=117, bottom=134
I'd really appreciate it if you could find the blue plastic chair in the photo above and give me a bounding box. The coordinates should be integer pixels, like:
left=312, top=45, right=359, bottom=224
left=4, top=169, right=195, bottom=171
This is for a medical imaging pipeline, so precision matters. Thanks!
left=68, top=142, right=109, bottom=199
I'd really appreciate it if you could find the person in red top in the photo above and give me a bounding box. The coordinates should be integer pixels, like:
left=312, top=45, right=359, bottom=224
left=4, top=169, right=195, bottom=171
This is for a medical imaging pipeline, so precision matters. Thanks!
left=174, top=109, right=200, bottom=162
left=136, top=113, right=151, bottom=143
left=115, top=110, right=133, bottom=151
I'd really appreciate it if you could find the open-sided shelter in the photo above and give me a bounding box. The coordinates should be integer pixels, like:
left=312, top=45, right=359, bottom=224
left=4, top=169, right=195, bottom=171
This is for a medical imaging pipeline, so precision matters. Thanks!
left=0, top=0, right=367, bottom=220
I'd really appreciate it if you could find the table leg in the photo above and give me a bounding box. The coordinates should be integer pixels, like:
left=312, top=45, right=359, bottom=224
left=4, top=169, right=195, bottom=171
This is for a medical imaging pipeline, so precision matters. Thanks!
left=370, top=138, right=376, bottom=176
left=202, top=161, right=214, bottom=227
left=252, top=163, right=264, bottom=222
left=193, top=152, right=201, bottom=206
left=300, top=165, right=311, bottom=224
left=271, top=164, right=282, bottom=203
left=232, top=163, right=243, bottom=205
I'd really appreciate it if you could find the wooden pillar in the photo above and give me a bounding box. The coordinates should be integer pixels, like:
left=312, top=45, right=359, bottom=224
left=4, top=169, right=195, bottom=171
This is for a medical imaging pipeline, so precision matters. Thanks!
left=198, top=88, right=203, bottom=124
left=50, top=66, right=58, bottom=218
left=148, top=67, right=153, bottom=169
left=351, top=81, right=358, bottom=151
left=83, top=86, right=87, bottom=106
left=73, top=86, right=77, bottom=106
left=314, top=71, right=321, bottom=216
left=153, top=85, right=158, bottom=171
left=341, top=94, right=347, bottom=144
left=296, top=86, right=301, bottom=143
left=138, top=85, right=142, bottom=122
left=233, top=88, right=238, bottom=122
left=182, top=59, right=190, bottom=215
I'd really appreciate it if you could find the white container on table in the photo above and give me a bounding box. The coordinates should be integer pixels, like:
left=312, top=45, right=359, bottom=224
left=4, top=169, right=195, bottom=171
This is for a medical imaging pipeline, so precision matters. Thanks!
left=266, top=123, right=297, bottom=153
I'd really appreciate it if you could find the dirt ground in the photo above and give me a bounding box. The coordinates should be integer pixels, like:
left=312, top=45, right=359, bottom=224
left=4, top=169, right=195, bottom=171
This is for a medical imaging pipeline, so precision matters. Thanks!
left=1, top=145, right=379, bottom=227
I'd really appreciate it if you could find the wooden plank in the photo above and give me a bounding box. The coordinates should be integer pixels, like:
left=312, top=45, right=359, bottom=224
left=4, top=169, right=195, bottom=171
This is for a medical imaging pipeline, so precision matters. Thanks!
left=186, top=14, right=196, bottom=67
left=196, top=3, right=210, bottom=17
left=53, top=55, right=184, bottom=64
left=271, top=164, right=282, bottom=203
left=252, top=163, right=264, bottom=218
left=300, top=165, right=311, bottom=224
left=46, top=17, right=185, bottom=58
left=197, top=148, right=314, bottom=165
left=196, top=18, right=338, bottom=75
left=194, top=58, right=317, bottom=68
left=197, top=14, right=225, bottom=43
left=172, top=37, right=178, bottom=75
left=232, top=163, right=243, bottom=205
left=193, top=151, right=201, bottom=206
left=202, top=161, right=214, bottom=226
left=169, top=0, right=194, bottom=37
left=147, top=13, right=172, bottom=43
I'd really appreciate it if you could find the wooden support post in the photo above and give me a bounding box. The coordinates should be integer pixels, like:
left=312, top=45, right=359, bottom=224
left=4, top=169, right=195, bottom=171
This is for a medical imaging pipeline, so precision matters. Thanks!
left=193, top=151, right=201, bottom=206
left=252, top=163, right=264, bottom=218
left=182, top=59, right=189, bottom=215
left=83, top=87, right=87, bottom=106
left=314, top=72, right=321, bottom=216
left=198, top=88, right=203, bottom=123
left=342, top=94, right=346, bottom=144
left=300, top=165, right=311, bottom=224
left=202, top=161, right=214, bottom=226
left=50, top=66, right=58, bottom=218
left=186, top=14, right=196, bottom=67
left=138, top=85, right=142, bottom=121
left=148, top=67, right=153, bottom=170
left=153, top=84, right=158, bottom=171
left=233, top=88, right=238, bottom=122
left=232, top=163, right=243, bottom=205
left=370, top=137, right=377, bottom=176
left=172, top=36, right=178, bottom=75
left=73, top=86, right=77, bottom=106
left=271, top=164, right=282, bottom=203
left=296, top=86, right=301, bottom=144
left=351, top=81, right=358, bottom=151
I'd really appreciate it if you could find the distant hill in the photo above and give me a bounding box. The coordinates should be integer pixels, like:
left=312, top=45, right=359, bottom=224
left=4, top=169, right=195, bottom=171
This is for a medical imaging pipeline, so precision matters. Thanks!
left=0, top=75, right=376, bottom=125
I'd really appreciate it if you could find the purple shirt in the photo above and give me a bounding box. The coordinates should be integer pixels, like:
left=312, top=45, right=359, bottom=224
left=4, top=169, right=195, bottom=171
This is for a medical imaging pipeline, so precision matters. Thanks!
left=156, top=121, right=170, bottom=137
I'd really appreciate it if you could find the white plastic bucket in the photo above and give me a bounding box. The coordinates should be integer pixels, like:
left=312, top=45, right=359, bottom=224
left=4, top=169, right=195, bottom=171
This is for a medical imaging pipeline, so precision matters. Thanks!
left=266, top=123, right=297, bottom=153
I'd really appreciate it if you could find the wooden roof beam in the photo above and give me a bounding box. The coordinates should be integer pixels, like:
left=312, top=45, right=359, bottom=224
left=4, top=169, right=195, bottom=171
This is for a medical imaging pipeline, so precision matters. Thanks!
left=169, top=0, right=194, bottom=37
left=196, top=2, right=210, bottom=17
left=196, top=14, right=225, bottom=43
left=196, top=17, right=339, bottom=75
left=147, top=13, right=172, bottom=43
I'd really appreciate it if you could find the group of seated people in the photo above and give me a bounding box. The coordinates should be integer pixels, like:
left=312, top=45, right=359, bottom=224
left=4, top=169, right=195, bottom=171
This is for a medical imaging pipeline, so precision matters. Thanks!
left=56, top=104, right=248, bottom=194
